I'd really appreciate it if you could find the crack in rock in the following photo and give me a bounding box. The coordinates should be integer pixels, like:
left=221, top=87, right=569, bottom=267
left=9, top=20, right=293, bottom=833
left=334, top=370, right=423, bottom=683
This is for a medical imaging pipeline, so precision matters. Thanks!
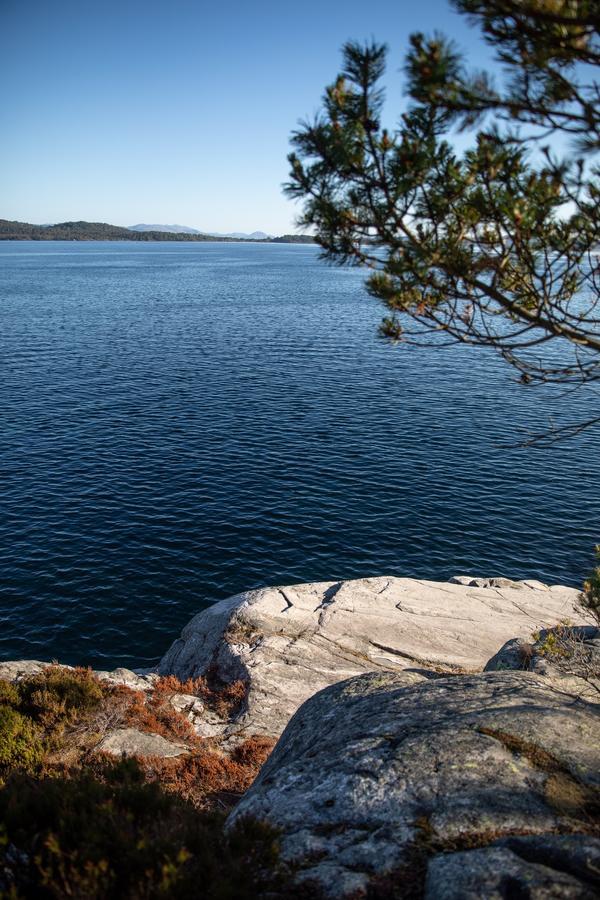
left=368, top=640, right=426, bottom=666
left=314, top=582, right=343, bottom=613
left=278, top=589, right=294, bottom=613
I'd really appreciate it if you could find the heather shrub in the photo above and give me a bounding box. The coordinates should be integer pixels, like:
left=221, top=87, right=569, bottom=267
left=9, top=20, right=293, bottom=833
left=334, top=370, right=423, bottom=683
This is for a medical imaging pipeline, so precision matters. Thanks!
left=231, top=736, right=276, bottom=769
left=0, top=679, right=20, bottom=709
left=188, top=667, right=248, bottom=718
left=0, top=759, right=289, bottom=899
left=0, top=706, right=44, bottom=777
left=137, top=737, right=275, bottom=809
left=17, top=666, right=104, bottom=730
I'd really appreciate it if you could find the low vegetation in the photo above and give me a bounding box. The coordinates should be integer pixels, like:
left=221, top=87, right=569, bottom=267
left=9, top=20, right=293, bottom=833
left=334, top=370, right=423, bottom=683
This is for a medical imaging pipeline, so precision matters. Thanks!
left=579, top=545, right=600, bottom=626
left=0, top=666, right=283, bottom=898
left=533, top=623, right=600, bottom=698
left=0, top=763, right=286, bottom=899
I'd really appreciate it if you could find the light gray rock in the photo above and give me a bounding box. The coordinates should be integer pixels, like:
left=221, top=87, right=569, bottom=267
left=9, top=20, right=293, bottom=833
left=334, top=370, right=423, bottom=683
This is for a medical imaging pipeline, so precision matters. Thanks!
left=449, top=575, right=551, bottom=591
left=159, top=575, right=580, bottom=739
left=95, top=667, right=157, bottom=692
left=425, top=835, right=600, bottom=898
left=95, top=727, right=189, bottom=758
left=167, top=692, right=225, bottom=738
left=229, top=671, right=600, bottom=897
left=0, top=660, right=58, bottom=680
left=449, top=575, right=520, bottom=588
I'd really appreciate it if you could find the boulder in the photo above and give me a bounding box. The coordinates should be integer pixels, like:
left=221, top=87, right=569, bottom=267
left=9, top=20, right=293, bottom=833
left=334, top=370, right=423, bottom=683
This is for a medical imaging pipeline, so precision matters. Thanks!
left=229, top=670, right=600, bottom=897
left=95, top=727, right=189, bottom=758
left=95, top=667, right=157, bottom=692
left=159, top=576, right=580, bottom=739
left=426, top=834, right=600, bottom=898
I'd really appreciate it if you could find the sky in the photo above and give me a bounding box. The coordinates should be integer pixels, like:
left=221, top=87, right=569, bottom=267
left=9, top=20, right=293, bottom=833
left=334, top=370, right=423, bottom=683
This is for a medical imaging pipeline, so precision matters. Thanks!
left=1, top=0, right=494, bottom=235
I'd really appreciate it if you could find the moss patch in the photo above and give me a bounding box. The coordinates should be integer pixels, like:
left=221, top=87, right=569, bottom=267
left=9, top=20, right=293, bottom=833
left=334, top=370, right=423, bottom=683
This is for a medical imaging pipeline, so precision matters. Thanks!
left=477, top=727, right=600, bottom=826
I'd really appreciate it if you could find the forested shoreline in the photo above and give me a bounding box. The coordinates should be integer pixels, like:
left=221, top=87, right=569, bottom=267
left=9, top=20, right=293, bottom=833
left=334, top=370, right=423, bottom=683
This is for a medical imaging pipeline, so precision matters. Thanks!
left=0, top=219, right=314, bottom=243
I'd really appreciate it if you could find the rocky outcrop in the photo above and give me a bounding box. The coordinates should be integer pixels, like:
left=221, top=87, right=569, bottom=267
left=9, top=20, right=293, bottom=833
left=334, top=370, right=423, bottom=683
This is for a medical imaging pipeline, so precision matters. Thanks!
left=158, top=575, right=580, bottom=739
left=230, top=670, right=600, bottom=897
left=1, top=574, right=596, bottom=894
left=1, top=576, right=582, bottom=747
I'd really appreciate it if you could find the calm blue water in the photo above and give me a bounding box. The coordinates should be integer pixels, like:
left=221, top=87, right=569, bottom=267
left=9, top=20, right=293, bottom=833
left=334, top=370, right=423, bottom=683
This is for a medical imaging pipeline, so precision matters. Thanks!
left=1, top=241, right=598, bottom=668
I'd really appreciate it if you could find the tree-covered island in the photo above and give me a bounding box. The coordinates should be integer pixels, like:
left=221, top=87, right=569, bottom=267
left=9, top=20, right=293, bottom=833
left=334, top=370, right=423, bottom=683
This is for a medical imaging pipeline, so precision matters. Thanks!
left=0, top=219, right=315, bottom=243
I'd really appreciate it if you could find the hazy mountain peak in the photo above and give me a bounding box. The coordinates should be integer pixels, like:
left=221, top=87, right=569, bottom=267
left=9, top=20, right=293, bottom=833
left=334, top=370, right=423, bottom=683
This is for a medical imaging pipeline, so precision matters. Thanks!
left=129, top=223, right=202, bottom=234
left=128, top=224, right=272, bottom=239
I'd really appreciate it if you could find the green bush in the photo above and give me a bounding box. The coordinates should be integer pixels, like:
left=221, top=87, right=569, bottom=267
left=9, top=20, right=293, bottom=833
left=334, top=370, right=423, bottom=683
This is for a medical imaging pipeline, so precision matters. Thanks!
left=17, top=666, right=104, bottom=729
left=0, top=707, right=44, bottom=777
left=0, top=679, right=20, bottom=709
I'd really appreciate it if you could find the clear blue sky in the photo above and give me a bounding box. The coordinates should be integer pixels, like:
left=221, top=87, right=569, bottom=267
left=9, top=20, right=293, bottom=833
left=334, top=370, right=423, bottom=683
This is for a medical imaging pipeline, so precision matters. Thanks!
left=1, top=0, right=492, bottom=234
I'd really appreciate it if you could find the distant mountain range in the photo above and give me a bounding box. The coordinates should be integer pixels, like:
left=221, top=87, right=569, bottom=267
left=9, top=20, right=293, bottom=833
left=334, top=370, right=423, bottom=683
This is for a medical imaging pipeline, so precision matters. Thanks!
left=129, top=224, right=272, bottom=240
left=128, top=223, right=204, bottom=235
left=0, top=219, right=314, bottom=244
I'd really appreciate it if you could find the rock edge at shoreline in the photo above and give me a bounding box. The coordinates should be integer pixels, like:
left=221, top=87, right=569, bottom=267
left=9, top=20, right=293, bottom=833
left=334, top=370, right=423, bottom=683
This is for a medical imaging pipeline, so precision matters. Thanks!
left=1, top=574, right=583, bottom=744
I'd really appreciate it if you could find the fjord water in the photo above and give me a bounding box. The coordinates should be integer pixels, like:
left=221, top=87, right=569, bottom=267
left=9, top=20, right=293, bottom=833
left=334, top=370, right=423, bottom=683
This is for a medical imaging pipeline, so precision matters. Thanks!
left=1, top=241, right=598, bottom=668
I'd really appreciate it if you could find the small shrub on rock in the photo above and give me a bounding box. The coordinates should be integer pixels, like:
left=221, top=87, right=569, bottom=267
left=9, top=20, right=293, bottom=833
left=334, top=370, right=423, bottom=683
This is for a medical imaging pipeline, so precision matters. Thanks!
left=0, top=707, right=44, bottom=777
left=118, top=684, right=199, bottom=744
left=17, top=666, right=104, bottom=731
left=534, top=623, right=600, bottom=698
left=231, top=735, right=276, bottom=769
left=152, top=674, right=200, bottom=696
left=0, top=679, right=20, bottom=709
left=193, top=667, right=249, bottom=718
left=579, top=545, right=600, bottom=627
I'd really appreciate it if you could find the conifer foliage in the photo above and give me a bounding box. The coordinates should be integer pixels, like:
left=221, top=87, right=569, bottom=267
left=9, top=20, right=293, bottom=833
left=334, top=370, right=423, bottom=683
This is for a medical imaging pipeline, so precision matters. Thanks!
left=287, top=1, right=600, bottom=438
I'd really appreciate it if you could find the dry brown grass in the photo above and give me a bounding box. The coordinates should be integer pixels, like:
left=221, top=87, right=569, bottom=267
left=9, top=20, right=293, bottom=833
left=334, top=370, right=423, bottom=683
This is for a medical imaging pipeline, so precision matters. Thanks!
left=518, top=641, right=536, bottom=668
left=230, top=735, right=275, bottom=768
left=151, top=670, right=249, bottom=719
left=120, top=685, right=199, bottom=743
left=137, top=735, right=276, bottom=809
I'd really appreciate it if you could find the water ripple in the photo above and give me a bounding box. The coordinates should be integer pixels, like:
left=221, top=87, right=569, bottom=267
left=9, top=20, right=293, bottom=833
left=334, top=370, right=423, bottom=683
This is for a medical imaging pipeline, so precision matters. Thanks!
left=0, top=241, right=599, bottom=667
